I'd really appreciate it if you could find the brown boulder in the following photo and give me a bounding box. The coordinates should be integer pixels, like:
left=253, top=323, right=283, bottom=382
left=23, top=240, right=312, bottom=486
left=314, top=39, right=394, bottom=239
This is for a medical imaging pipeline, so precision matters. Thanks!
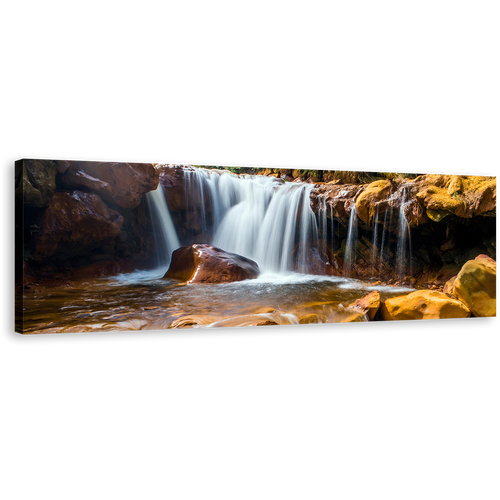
left=453, top=255, right=496, bottom=317
left=33, top=191, right=124, bottom=261
left=380, top=290, right=471, bottom=321
left=348, top=290, right=381, bottom=320
left=163, top=244, right=260, bottom=284
left=60, top=161, right=159, bottom=208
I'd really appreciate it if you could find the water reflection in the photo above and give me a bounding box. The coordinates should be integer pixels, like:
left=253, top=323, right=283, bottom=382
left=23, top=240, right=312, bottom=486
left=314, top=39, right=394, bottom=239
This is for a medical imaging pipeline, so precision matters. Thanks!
left=21, top=270, right=413, bottom=334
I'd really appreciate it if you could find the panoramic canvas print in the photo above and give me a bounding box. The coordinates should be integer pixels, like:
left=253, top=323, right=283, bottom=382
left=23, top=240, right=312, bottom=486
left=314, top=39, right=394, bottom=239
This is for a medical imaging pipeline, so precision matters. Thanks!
left=15, top=160, right=496, bottom=333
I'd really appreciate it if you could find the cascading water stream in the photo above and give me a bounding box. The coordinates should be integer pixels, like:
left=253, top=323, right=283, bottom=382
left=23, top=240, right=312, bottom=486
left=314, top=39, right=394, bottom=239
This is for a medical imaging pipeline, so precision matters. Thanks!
left=146, top=185, right=180, bottom=269
left=180, top=168, right=319, bottom=274
left=213, top=178, right=319, bottom=274
left=343, top=204, right=359, bottom=277
left=371, top=205, right=380, bottom=273
left=319, top=196, right=328, bottom=257
left=148, top=167, right=415, bottom=282
left=396, top=186, right=413, bottom=280
left=25, top=165, right=429, bottom=333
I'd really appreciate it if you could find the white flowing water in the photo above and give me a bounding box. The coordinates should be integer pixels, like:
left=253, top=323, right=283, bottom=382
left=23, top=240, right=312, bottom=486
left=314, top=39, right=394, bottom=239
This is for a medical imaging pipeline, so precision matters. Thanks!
left=396, top=187, right=413, bottom=279
left=181, top=168, right=319, bottom=273
left=147, top=167, right=414, bottom=282
left=371, top=205, right=380, bottom=270
left=343, top=204, right=359, bottom=277
left=146, top=185, right=180, bottom=269
left=319, top=196, right=328, bottom=257
left=22, top=168, right=424, bottom=333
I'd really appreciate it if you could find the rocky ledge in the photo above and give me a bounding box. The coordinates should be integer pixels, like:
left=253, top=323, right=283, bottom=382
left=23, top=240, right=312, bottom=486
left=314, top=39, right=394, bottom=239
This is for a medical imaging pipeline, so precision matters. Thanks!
left=311, top=174, right=495, bottom=228
left=16, top=159, right=161, bottom=278
left=309, top=174, right=496, bottom=285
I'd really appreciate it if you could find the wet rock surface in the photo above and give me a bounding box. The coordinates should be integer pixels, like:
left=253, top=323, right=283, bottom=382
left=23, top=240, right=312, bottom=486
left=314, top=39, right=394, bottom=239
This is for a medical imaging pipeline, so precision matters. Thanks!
left=380, top=290, right=471, bottom=320
left=309, top=174, right=496, bottom=285
left=453, top=255, right=496, bottom=317
left=348, top=290, right=381, bottom=320
left=60, top=161, right=159, bottom=208
left=16, top=160, right=161, bottom=276
left=164, top=244, right=261, bottom=284
left=16, top=163, right=496, bottom=332
left=33, top=191, right=124, bottom=262
left=15, top=159, right=59, bottom=208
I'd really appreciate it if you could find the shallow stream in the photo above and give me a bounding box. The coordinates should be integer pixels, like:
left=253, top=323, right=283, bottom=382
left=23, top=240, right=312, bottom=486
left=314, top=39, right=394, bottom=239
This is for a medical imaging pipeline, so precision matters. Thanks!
left=20, top=270, right=413, bottom=333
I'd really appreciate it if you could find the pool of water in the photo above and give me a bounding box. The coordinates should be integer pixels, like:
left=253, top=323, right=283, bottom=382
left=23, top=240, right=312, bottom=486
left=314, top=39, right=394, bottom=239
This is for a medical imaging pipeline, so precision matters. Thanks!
left=19, top=269, right=414, bottom=333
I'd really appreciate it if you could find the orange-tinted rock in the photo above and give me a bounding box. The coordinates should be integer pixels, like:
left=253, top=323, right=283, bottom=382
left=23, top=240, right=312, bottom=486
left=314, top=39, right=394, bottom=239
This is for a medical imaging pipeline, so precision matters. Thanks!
left=415, top=175, right=496, bottom=219
left=380, top=290, right=471, bottom=321
left=443, top=275, right=458, bottom=297
left=163, top=244, right=260, bottom=284
left=299, top=313, right=327, bottom=324
left=355, top=180, right=392, bottom=225
left=453, top=255, right=496, bottom=317
left=348, top=290, right=381, bottom=320
left=311, top=174, right=495, bottom=228
left=33, top=191, right=123, bottom=262
left=60, top=161, right=159, bottom=208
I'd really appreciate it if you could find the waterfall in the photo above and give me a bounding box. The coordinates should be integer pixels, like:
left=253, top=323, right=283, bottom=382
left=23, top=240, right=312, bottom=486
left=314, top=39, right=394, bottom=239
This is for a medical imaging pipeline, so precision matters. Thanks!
left=379, top=202, right=393, bottom=271
left=179, top=168, right=319, bottom=274
left=396, top=187, right=413, bottom=280
left=148, top=167, right=415, bottom=281
left=319, top=196, right=328, bottom=257
left=343, top=204, right=358, bottom=277
left=146, top=185, right=180, bottom=269
left=214, top=178, right=318, bottom=273
left=371, top=205, right=380, bottom=273
left=329, top=204, right=336, bottom=255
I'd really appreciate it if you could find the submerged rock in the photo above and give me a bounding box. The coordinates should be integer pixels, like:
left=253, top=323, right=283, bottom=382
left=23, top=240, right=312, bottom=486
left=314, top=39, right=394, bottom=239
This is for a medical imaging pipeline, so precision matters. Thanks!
left=163, top=244, right=260, bottom=284
left=380, top=290, right=471, bottom=320
left=299, top=313, right=327, bottom=324
left=348, top=290, right=381, bottom=320
left=453, top=255, right=496, bottom=317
